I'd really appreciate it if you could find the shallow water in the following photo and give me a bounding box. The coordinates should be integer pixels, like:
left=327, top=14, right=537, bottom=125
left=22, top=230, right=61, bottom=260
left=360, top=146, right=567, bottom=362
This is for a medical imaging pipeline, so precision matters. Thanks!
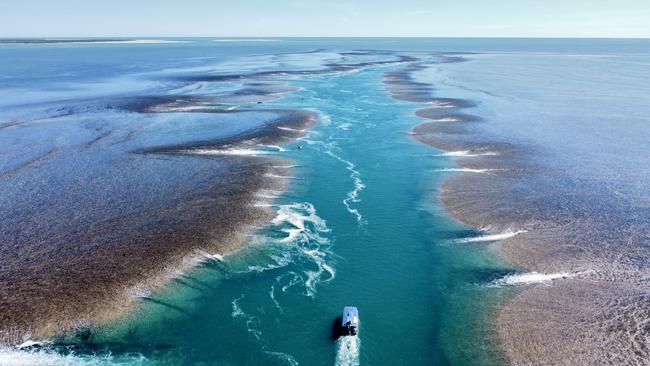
left=2, top=38, right=648, bottom=365
left=64, top=61, right=508, bottom=365
left=407, top=44, right=650, bottom=364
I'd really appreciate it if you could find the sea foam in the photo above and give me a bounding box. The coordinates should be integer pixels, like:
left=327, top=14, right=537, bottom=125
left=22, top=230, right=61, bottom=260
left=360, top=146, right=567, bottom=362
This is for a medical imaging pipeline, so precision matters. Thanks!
left=277, top=126, right=304, bottom=132
left=324, top=150, right=366, bottom=223
left=0, top=347, right=147, bottom=366
left=266, top=351, right=299, bottom=366
left=231, top=295, right=262, bottom=340
left=456, top=229, right=527, bottom=243
left=259, top=145, right=287, bottom=152
left=489, top=271, right=587, bottom=287
left=436, top=167, right=495, bottom=173
left=239, top=202, right=335, bottom=297
left=335, top=335, right=361, bottom=366
left=431, top=117, right=462, bottom=122
left=436, top=150, right=498, bottom=157
left=182, top=148, right=269, bottom=156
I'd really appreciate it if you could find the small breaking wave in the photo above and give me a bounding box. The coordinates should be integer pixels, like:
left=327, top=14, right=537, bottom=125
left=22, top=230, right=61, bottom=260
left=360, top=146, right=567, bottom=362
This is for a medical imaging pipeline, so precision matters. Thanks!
left=0, top=347, right=148, bottom=366
left=335, top=336, right=360, bottom=366
left=430, top=117, right=462, bottom=122
left=129, top=285, right=153, bottom=300
left=271, top=164, right=299, bottom=169
left=436, top=167, right=495, bottom=173
left=277, top=126, right=304, bottom=132
left=259, top=145, right=287, bottom=152
left=436, top=150, right=498, bottom=157
left=242, top=203, right=334, bottom=297
left=264, top=173, right=296, bottom=180
left=456, top=229, right=527, bottom=243
left=276, top=203, right=334, bottom=297
left=425, top=101, right=455, bottom=108
left=182, top=144, right=289, bottom=157
left=16, top=340, right=48, bottom=349
left=198, top=251, right=224, bottom=263
left=488, top=271, right=590, bottom=287
left=182, top=148, right=270, bottom=156
left=256, top=189, right=284, bottom=200
left=272, top=204, right=333, bottom=289
left=271, top=203, right=328, bottom=242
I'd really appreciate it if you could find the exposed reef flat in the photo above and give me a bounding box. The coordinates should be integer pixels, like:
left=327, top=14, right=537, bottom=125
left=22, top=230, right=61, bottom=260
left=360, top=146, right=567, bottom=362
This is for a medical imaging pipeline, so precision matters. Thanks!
left=0, top=68, right=317, bottom=344
left=0, top=108, right=316, bottom=343
left=175, top=53, right=415, bottom=83
left=0, top=49, right=411, bottom=344
left=384, top=54, right=650, bottom=364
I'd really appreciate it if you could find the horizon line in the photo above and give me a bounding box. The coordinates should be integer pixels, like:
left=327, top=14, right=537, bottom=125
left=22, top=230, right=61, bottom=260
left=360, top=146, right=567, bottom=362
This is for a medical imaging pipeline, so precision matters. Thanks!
left=2, top=35, right=650, bottom=40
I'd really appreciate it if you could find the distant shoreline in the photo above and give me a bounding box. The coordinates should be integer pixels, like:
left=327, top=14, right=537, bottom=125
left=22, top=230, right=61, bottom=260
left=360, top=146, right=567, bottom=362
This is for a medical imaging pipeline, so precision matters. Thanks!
left=0, top=39, right=189, bottom=44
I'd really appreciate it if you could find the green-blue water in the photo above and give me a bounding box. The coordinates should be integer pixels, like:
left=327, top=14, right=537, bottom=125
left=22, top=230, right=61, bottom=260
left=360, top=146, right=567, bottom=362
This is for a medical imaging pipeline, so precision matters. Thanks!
left=5, top=38, right=648, bottom=365
left=58, top=65, right=510, bottom=365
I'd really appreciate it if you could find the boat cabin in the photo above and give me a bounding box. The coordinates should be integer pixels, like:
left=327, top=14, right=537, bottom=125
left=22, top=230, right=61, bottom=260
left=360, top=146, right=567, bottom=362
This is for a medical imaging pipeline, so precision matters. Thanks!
left=341, top=306, right=359, bottom=336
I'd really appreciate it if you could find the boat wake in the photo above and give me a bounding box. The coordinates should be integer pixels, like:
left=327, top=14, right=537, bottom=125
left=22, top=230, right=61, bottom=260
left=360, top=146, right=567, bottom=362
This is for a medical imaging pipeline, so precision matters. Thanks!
left=335, top=336, right=360, bottom=366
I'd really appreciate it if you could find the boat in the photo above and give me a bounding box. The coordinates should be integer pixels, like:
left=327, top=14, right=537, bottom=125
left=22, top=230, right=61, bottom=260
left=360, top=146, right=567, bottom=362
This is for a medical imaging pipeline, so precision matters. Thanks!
left=341, top=306, right=359, bottom=336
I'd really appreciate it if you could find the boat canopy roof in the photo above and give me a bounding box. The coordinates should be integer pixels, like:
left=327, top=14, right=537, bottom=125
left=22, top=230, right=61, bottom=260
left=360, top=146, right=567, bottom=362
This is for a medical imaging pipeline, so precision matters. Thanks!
left=343, top=306, right=359, bottom=325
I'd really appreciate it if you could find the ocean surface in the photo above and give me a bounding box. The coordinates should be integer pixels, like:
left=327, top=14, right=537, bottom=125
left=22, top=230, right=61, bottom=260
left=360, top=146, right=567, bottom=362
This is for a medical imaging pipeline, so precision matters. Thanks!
left=1, top=38, right=648, bottom=365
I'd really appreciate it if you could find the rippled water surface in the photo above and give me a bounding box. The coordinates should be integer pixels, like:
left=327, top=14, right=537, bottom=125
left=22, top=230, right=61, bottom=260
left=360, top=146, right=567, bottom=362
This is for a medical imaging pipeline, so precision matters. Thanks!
left=2, top=38, right=648, bottom=365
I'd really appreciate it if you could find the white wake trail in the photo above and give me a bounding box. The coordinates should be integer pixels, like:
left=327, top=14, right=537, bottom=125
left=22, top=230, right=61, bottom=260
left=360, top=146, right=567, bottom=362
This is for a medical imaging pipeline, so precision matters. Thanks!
left=335, top=336, right=360, bottom=366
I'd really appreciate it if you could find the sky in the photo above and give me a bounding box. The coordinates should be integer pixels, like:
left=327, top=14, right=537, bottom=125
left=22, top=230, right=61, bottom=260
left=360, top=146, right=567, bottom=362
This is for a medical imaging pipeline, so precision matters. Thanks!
left=1, top=0, right=650, bottom=38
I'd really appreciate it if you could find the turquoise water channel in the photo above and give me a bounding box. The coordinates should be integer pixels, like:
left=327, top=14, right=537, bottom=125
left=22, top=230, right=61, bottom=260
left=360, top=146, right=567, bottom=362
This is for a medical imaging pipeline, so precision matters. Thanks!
left=3, top=38, right=650, bottom=366
left=70, top=65, right=512, bottom=366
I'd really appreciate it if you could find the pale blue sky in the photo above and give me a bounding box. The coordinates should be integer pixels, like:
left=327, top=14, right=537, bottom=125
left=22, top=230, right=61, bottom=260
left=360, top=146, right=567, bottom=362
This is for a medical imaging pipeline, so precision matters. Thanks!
left=2, top=0, right=650, bottom=38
